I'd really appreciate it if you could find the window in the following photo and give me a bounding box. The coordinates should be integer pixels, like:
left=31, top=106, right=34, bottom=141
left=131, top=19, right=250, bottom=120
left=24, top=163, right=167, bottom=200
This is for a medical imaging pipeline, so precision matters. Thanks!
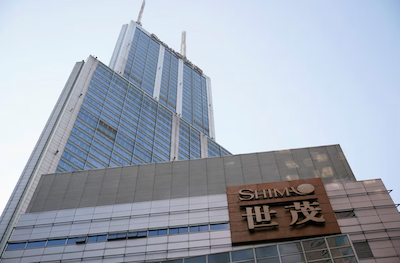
left=169, top=227, right=188, bottom=235
left=255, top=246, right=278, bottom=258
left=327, top=235, right=350, bottom=248
left=6, top=242, right=26, bottom=250
left=208, top=252, right=230, bottom=263
left=353, top=242, right=373, bottom=259
left=87, top=235, right=106, bottom=243
left=278, top=242, right=302, bottom=255
left=26, top=240, right=47, bottom=249
left=185, top=255, right=206, bottom=263
left=47, top=239, right=66, bottom=247
left=210, top=223, right=229, bottom=231
left=189, top=225, right=208, bottom=233
left=137, top=231, right=148, bottom=238
left=335, top=210, right=356, bottom=219
left=231, top=249, right=254, bottom=261
left=107, top=233, right=126, bottom=241
left=149, top=229, right=167, bottom=236
left=67, top=237, right=78, bottom=245
left=75, top=237, right=87, bottom=244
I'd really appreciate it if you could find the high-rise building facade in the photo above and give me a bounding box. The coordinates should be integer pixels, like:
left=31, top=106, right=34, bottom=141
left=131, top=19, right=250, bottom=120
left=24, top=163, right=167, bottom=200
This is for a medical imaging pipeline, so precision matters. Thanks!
left=2, top=3, right=400, bottom=263
left=0, top=11, right=229, bottom=254
left=2, top=147, right=400, bottom=262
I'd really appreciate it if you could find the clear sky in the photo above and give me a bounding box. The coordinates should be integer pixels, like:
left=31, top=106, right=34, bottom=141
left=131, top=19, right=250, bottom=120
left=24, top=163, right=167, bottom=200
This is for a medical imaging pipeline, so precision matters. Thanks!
left=0, top=0, right=399, bottom=214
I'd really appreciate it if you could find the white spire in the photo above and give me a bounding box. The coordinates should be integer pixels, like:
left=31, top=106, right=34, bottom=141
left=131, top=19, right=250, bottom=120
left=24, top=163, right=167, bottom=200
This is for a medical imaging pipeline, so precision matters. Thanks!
left=181, top=31, right=186, bottom=57
left=137, top=0, right=146, bottom=25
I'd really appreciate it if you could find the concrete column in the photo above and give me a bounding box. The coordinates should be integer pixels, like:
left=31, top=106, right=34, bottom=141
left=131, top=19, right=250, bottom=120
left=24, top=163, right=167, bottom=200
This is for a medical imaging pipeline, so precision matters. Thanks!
left=110, top=21, right=137, bottom=75
left=176, top=59, right=184, bottom=116
left=169, top=114, right=180, bottom=161
left=200, top=133, right=208, bottom=158
left=153, top=45, right=165, bottom=101
left=206, top=76, right=215, bottom=140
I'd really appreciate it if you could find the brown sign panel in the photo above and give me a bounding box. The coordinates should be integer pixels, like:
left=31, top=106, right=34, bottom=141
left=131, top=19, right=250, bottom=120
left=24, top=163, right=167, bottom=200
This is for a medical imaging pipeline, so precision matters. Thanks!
left=227, top=178, right=341, bottom=245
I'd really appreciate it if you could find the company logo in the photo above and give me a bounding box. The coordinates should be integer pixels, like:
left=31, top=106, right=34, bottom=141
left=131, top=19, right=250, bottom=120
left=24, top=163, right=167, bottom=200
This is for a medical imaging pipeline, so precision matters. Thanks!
left=238, top=183, right=315, bottom=201
left=227, top=178, right=341, bottom=244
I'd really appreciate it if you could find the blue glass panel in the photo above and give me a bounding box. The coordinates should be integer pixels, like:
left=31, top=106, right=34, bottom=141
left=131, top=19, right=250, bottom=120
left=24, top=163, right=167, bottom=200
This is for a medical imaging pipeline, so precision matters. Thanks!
left=47, top=239, right=66, bottom=247
left=210, top=223, right=229, bottom=231
left=178, top=227, right=188, bottom=234
left=158, top=229, right=168, bottom=236
left=148, top=230, right=158, bottom=236
left=169, top=228, right=179, bottom=235
left=26, top=240, right=47, bottom=249
left=6, top=243, right=26, bottom=250
left=97, top=235, right=107, bottom=242
left=87, top=236, right=97, bottom=243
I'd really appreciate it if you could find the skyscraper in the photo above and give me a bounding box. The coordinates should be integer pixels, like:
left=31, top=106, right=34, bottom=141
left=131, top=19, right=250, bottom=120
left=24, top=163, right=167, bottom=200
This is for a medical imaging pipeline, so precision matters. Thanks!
left=0, top=2, right=229, bottom=253
left=2, top=3, right=400, bottom=263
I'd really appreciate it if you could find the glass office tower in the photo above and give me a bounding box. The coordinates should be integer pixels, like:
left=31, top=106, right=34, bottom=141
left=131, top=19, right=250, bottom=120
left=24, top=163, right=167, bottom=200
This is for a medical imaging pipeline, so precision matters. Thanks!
left=54, top=21, right=229, bottom=172
left=0, top=20, right=230, bottom=253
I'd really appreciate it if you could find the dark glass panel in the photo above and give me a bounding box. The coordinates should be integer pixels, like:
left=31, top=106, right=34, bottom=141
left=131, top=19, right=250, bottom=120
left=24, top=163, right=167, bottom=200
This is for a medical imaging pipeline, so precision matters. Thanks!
left=303, top=238, right=327, bottom=251
left=327, top=235, right=350, bottom=248
left=279, top=242, right=302, bottom=255
left=208, top=252, right=230, bottom=263
left=231, top=249, right=254, bottom=261
left=255, top=246, right=278, bottom=258
left=280, top=253, right=305, bottom=263
left=185, top=255, right=206, bottom=263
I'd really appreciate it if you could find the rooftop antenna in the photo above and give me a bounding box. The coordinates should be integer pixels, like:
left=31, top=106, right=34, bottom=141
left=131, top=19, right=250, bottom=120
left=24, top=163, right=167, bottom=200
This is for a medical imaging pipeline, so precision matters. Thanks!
left=137, top=0, right=146, bottom=25
left=181, top=31, right=186, bottom=57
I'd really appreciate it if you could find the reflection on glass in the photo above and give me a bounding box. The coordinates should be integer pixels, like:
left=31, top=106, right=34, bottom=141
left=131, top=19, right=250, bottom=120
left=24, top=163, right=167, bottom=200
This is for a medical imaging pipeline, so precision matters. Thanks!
left=208, top=252, right=230, bottom=263
left=255, top=246, right=278, bottom=258
left=279, top=242, right=303, bottom=255
left=162, top=260, right=183, bottom=263
left=280, top=253, right=305, bottom=263
left=306, top=250, right=330, bottom=261
left=327, top=235, right=350, bottom=248
left=330, top=247, right=354, bottom=257
left=231, top=249, right=254, bottom=261
left=303, top=238, right=327, bottom=251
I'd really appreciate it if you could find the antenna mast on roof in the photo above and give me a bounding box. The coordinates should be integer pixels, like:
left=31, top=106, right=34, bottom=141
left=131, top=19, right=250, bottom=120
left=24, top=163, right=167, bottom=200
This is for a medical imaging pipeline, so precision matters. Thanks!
left=181, top=31, right=186, bottom=57
left=137, top=0, right=146, bottom=25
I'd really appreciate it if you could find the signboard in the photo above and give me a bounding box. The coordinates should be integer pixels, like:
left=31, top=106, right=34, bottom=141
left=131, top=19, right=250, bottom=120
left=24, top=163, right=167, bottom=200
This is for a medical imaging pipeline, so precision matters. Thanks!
left=227, top=178, right=340, bottom=245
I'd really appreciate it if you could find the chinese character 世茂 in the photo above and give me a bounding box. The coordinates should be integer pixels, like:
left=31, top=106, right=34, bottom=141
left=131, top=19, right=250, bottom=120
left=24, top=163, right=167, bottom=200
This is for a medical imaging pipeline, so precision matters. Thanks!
left=242, top=205, right=278, bottom=230
left=285, top=201, right=325, bottom=226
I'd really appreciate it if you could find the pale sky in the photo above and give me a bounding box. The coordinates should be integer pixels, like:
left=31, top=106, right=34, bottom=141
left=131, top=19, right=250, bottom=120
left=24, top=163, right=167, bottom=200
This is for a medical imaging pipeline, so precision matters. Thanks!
left=0, top=0, right=399, bottom=214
